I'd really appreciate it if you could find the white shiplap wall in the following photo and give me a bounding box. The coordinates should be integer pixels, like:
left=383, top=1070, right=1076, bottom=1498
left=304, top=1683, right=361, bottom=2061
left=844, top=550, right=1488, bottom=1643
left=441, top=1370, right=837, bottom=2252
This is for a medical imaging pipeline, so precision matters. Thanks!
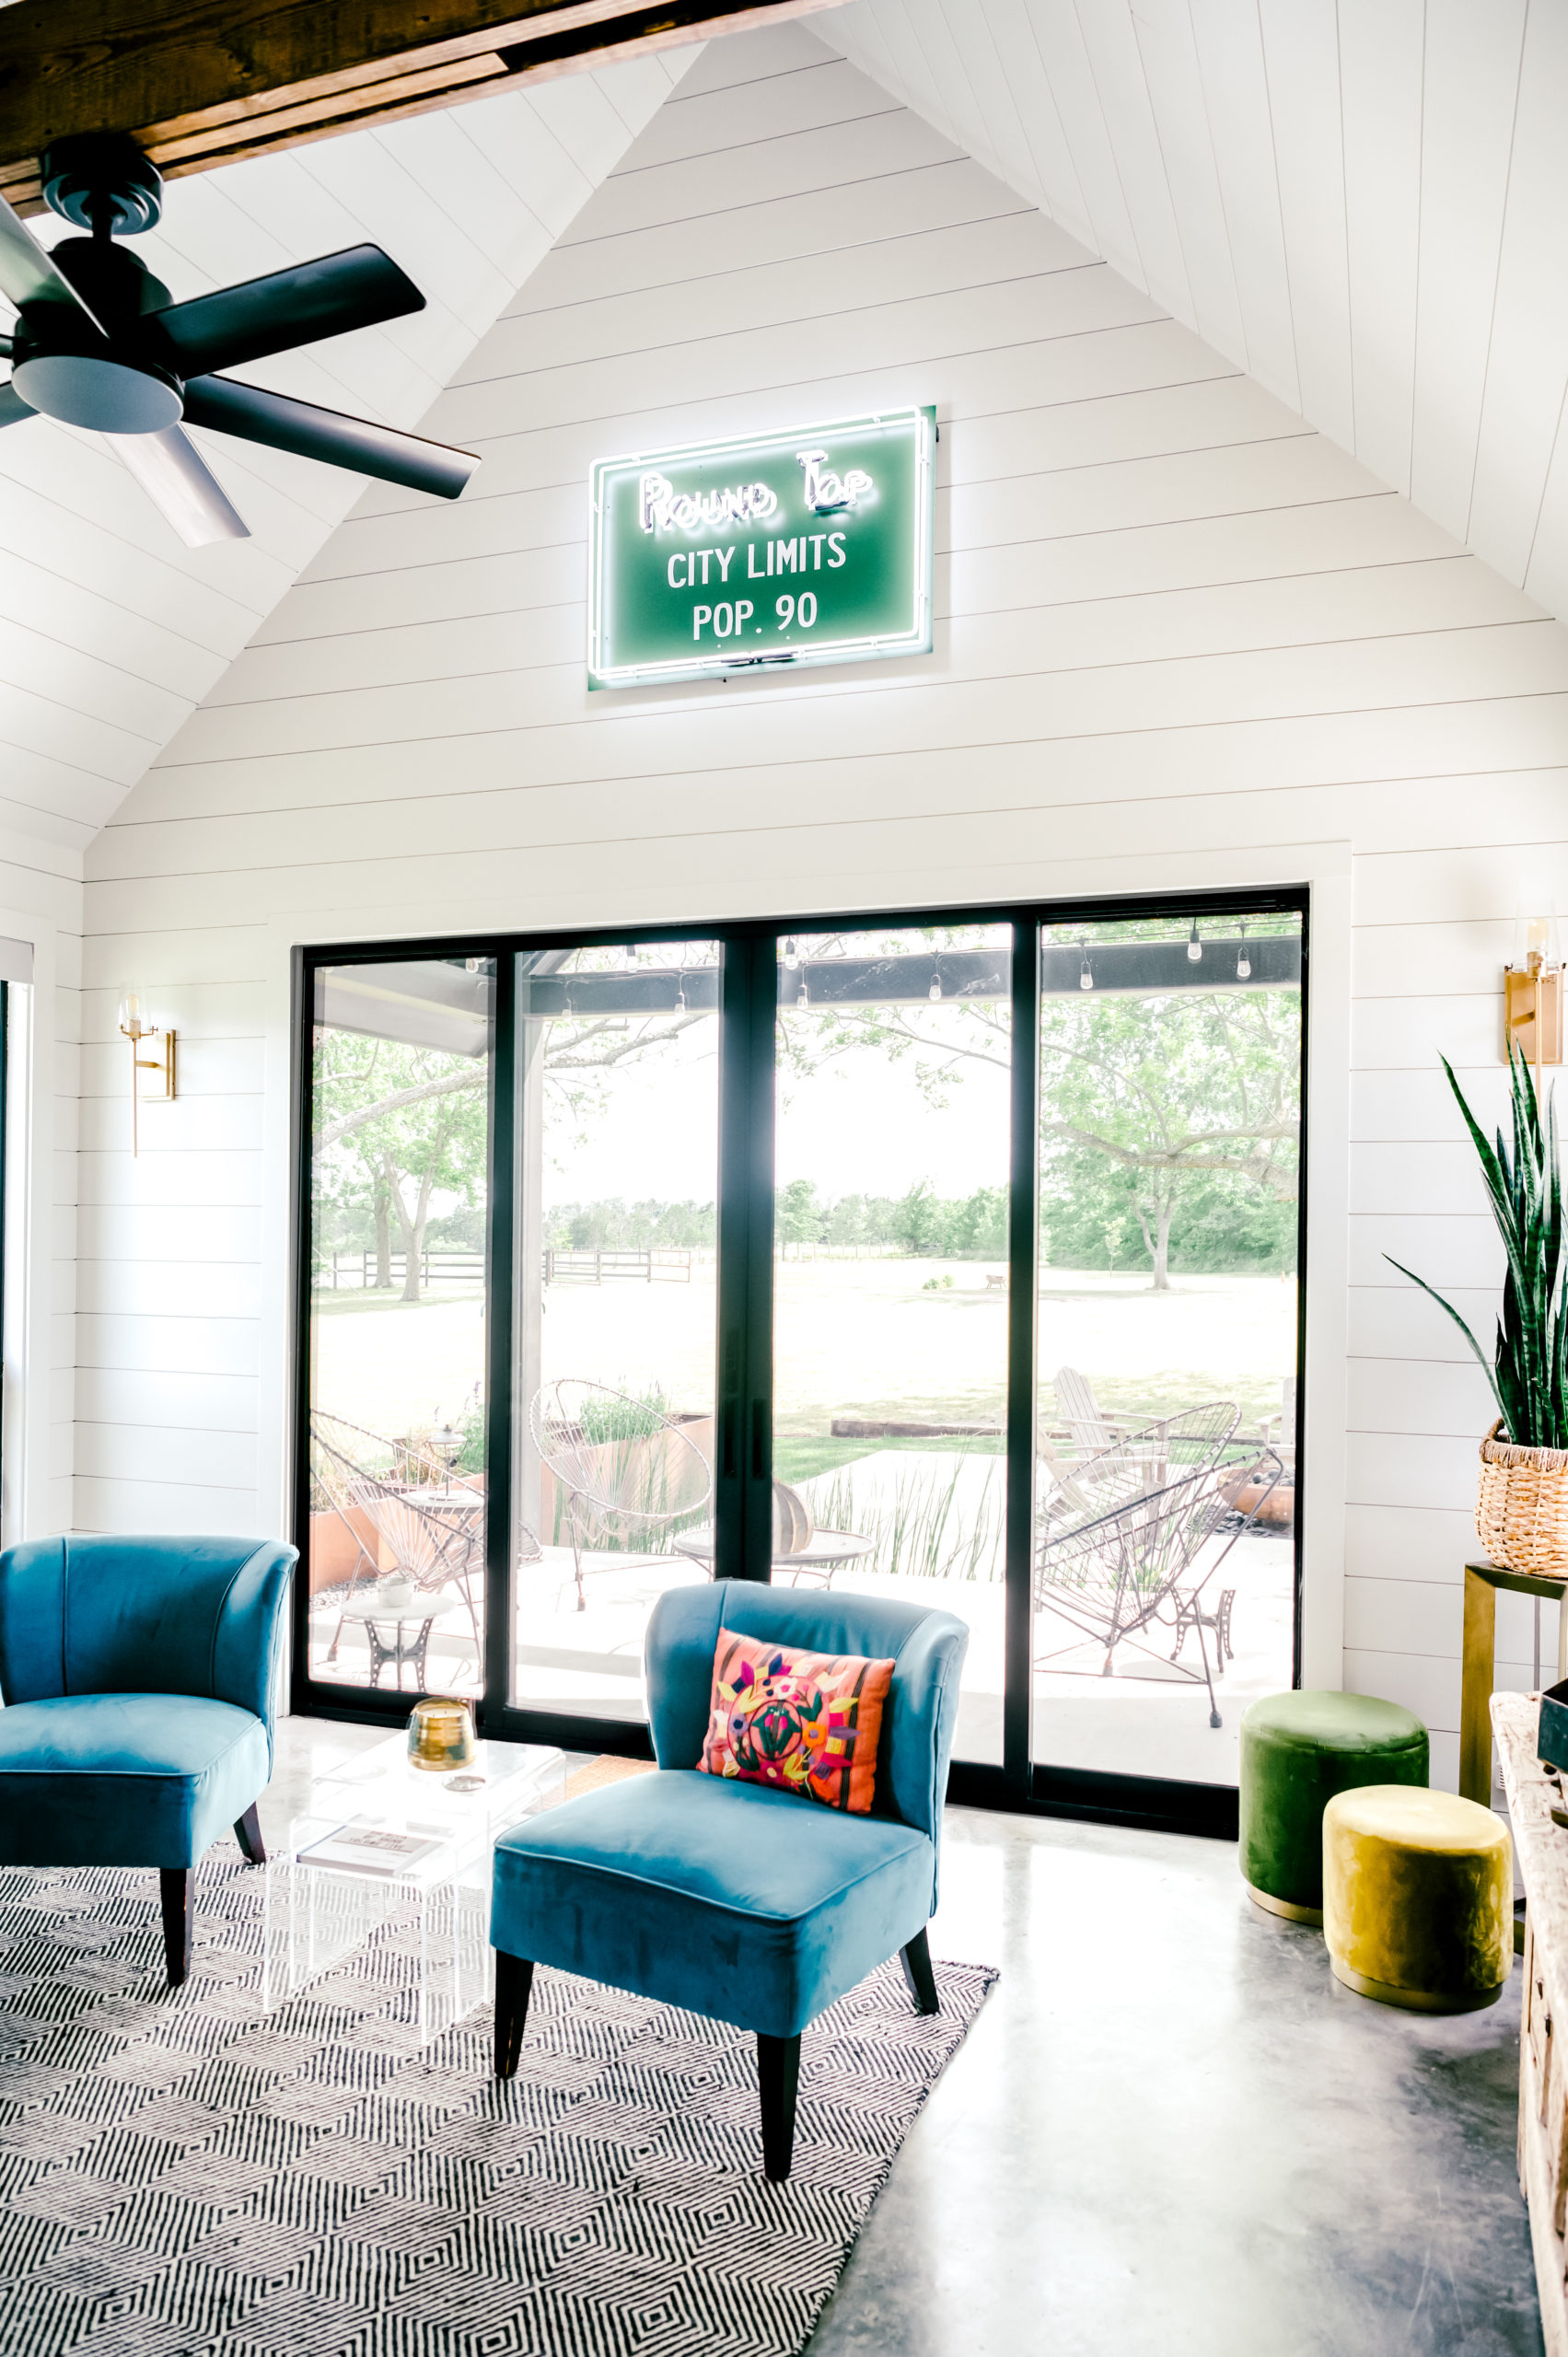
left=82, top=23, right=1568, bottom=1785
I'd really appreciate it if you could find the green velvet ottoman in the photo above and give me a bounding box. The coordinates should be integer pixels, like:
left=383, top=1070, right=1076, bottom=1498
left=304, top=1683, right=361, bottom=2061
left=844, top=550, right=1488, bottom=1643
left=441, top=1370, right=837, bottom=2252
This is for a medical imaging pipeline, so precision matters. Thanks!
left=1239, top=1690, right=1429, bottom=1925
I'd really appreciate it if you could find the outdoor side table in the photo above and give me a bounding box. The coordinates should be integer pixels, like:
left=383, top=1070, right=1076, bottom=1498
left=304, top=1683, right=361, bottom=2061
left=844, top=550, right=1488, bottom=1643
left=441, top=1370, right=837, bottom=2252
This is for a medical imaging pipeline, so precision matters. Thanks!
left=1460, top=1559, right=1568, bottom=1804
left=336, top=1596, right=467, bottom=1690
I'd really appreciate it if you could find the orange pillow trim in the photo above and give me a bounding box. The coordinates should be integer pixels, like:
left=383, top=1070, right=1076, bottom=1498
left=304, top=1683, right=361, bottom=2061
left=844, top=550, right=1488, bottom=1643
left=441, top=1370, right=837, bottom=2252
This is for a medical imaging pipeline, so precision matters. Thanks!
left=698, top=1631, right=895, bottom=1814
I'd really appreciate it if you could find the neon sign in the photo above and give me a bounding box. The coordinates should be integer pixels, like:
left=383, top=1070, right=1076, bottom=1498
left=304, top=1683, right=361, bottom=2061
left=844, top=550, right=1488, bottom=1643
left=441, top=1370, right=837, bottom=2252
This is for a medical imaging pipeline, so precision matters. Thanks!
left=587, top=407, right=935, bottom=690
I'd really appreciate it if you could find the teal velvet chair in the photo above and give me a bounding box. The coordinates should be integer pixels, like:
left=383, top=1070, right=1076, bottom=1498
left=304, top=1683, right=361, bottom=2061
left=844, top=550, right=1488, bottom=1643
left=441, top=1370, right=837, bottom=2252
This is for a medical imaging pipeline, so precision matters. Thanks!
left=490, top=1579, right=969, bottom=2180
left=0, top=1534, right=296, bottom=1986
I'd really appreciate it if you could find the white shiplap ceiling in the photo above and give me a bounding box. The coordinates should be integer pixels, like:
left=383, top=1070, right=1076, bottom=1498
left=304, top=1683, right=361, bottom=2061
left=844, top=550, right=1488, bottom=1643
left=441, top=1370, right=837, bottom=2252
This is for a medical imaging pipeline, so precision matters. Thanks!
left=0, top=47, right=702, bottom=865
left=821, top=0, right=1568, bottom=630
left=9, top=0, right=1568, bottom=865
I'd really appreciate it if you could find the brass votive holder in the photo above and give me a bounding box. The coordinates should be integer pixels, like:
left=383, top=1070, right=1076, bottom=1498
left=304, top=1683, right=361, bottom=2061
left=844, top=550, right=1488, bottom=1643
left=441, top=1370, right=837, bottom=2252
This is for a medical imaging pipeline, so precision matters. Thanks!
left=406, top=1696, right=478, bottom=1773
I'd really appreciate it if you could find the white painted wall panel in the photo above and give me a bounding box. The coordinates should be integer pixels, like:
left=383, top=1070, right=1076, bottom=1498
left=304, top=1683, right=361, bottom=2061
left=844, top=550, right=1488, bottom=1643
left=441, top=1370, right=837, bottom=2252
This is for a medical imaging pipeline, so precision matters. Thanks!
left=74, top=28, right=1568, bottom=1788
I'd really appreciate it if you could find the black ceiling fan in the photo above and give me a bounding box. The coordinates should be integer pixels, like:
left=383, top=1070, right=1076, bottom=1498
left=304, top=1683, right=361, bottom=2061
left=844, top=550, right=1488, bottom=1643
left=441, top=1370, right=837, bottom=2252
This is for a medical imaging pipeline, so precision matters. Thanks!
left=0, top=133, right=480, bottom=547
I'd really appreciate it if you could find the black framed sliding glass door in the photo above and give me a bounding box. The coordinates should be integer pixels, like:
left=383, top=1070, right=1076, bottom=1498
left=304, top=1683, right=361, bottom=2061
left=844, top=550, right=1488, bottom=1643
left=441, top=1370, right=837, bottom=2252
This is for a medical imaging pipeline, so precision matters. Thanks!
left=292, top=891, right=1306, bottom=1830
left=768, top=923, right=1013, bottom=1766
left=510, top=940, right=722, bottom=1723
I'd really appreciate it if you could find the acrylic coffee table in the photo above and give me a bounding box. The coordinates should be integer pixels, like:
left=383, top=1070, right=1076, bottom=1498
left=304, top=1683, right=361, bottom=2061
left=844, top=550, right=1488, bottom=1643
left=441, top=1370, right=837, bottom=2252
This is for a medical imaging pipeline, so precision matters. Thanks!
left=279, top=1734, right=565, bottom=2034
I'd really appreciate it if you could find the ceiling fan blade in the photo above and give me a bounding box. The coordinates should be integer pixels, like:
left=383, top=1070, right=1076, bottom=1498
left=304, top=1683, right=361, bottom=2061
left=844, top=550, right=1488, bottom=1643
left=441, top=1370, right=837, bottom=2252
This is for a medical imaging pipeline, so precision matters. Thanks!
left=0, top=192, right=103, bottom=329
left=116, top=424, right=250, bottom=546
left=151, top=245, right=424, bottom=380
left=182, top=374, right=478, bottom=501
left=0, top=380, right=35, bottom=426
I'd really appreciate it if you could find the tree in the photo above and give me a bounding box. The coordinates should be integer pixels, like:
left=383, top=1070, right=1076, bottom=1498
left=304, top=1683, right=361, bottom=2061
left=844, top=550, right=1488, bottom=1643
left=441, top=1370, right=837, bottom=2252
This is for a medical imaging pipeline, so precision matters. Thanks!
left=778, top=1178, right=826, bottom=1248
left=314, top=1037, right=489, bottom=1302
left=1037, top=991, right=1299, bottom=1289
left=896, top=1178, right=943, bottom=1255
left=775, top=923, right=1299, bottom=1290
left=314, top=949, right=716, bottom=1300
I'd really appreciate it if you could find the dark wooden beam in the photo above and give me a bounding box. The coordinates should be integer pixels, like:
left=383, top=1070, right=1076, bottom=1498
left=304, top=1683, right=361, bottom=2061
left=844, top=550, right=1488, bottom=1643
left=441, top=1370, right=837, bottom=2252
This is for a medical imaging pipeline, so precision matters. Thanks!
left=0, top=0, right=839, bottom=213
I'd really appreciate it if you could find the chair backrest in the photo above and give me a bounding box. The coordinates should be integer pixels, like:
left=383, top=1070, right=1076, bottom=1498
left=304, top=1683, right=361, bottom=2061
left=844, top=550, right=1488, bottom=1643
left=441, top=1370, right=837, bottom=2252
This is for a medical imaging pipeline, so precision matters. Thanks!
left=1051, top=1365, right=1116, bottom=1453
left=530, top=1381, right=713, bottom=1531
left=346, top=1475, right=473, bottom=1590
left=645, top=1580, right=969, bottom=1845
left=0, top=1536, right=296, bottom=1738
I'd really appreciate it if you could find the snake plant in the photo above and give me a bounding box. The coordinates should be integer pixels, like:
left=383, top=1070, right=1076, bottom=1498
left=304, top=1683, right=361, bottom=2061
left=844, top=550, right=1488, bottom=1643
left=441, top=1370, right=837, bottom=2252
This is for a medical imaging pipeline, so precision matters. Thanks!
left=1387, top=1039, right=1568, bottom=1451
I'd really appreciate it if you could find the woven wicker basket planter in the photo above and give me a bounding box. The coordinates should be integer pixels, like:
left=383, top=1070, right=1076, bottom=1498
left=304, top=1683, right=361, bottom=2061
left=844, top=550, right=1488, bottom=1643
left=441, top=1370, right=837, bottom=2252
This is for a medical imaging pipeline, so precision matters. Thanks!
left=1477, top=1421, right=1568, bottom=1579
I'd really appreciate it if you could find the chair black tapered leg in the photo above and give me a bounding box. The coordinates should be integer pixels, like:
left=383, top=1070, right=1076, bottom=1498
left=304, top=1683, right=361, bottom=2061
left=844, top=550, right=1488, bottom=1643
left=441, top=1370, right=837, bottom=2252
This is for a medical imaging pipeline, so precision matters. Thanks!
left=159, top=1868, right=193, bottom=1988
left=494, top=1952, right=534, bottom=2078
left=758, top=2033, right=800, bottom=2182
left=233, top=1804, right=266, bottom=1864
left=899, top=1927, right=940, bottom=2015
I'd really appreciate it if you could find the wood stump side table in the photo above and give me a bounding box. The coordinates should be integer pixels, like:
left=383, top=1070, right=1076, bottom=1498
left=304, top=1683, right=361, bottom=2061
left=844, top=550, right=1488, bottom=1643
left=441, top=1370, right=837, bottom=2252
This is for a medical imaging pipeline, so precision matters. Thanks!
left=1460, top=1559, right=1568, bottom=1804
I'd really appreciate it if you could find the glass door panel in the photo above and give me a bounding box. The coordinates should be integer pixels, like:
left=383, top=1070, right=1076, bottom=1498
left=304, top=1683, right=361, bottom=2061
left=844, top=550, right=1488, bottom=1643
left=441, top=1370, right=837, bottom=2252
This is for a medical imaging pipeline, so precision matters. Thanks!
left=1031, top=911, right=1303, bottom=1785
left=511, top=941, right=721, bottom=1722
left=771, top=923, right=1013, bottom=1763
left=305, top=958, right=495, bottom=1699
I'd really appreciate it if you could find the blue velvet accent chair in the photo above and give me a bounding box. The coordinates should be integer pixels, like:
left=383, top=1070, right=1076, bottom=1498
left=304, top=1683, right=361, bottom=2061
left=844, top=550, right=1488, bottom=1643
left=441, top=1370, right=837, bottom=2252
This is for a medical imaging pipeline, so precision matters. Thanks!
left=0, top=1534, right=296, bottom=1986
left=490, top=1579, right=969, bottom=2179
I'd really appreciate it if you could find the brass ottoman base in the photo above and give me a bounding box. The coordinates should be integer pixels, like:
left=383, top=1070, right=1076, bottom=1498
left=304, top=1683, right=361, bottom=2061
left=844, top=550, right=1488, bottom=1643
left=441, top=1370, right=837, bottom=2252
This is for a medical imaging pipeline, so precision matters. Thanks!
left=1330, top=1956, right=1505, bottom=2015
left=1244, top=1879, right=1324, bottom=1927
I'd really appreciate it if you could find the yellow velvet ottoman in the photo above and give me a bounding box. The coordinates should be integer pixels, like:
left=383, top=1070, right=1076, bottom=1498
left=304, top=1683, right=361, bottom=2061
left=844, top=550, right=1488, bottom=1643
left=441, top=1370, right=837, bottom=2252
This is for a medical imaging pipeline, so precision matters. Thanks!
left=1322, top=1784, right=1511, bottom=2014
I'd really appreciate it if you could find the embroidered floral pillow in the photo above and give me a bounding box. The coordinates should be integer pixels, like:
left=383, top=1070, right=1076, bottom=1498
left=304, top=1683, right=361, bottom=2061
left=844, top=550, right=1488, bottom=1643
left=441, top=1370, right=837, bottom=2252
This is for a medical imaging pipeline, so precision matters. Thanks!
left=699, top=1634, right=895, bottom=1814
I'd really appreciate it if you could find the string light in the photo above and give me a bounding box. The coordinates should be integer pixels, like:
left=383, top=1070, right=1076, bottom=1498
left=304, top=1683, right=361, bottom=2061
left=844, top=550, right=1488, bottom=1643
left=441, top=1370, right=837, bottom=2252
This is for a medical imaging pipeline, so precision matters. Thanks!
left=928, top=955, right=943, bottom=1003
left=674, top=970, right=687, bottom=1013
left=783, top=936, right=800, bottom=971
left=1187, top=920, right=1202, bottom=964
left=796, top=975, right=809, bottom=1009
left=1236, top=923, right=1250, bottom=982
left=1078, top=940, right=1094, bottom=992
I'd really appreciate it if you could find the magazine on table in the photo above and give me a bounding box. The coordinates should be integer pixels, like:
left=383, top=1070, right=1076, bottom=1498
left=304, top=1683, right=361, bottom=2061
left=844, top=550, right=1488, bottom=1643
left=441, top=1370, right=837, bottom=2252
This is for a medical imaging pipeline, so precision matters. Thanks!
left=296, top=1820, right=448, bottom=1877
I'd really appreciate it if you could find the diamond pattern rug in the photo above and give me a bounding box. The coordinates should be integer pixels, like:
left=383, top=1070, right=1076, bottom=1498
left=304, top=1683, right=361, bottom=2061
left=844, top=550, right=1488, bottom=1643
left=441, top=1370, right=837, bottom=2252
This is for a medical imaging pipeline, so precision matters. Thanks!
left=0, top=1845, right=997, bottom=2357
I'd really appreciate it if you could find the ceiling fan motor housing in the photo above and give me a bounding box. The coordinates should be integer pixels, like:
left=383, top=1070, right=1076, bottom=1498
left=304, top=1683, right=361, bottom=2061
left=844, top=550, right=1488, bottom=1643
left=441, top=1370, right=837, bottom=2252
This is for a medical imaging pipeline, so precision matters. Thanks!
left=10, top=233, right=184, bottom=433
left=41, top=134, right=164, bottom=235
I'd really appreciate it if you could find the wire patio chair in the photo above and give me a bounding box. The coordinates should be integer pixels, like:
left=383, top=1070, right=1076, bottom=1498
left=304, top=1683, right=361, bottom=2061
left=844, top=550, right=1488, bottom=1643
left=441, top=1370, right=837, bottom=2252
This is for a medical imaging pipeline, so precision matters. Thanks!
left=1034, top=1413, right=1283, bottom=1729
left=309, top=1411, right=487, bottom=1674
left=529, top=1380, right=714, bottom=1613
left=1038, top=1401, right=1241, bottom=1535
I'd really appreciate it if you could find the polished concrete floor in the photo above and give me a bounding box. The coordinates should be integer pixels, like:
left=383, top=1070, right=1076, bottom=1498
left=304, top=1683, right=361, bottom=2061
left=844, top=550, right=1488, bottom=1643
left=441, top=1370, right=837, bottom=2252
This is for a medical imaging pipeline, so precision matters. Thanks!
left=264, top=1722, right=1541, bottom=2357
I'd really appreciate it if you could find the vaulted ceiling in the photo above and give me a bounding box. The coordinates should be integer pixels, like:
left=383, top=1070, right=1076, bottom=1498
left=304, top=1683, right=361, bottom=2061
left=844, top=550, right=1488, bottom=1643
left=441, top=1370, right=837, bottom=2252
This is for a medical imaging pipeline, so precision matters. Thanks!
left=821, top=0, right=1568, bottom=622
left=6, top=0, right=1568, bottom=867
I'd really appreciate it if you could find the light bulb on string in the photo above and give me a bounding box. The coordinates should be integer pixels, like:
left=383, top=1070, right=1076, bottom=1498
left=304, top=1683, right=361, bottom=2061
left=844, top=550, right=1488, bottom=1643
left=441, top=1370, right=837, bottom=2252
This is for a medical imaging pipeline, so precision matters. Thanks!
left=1236, top=923, right=1250, bottom=982
left=1078, top=940, right=1094, bottom=992
left=1187, top=920, right=1202, bottom=964
left=928, top=959, right=943, bottom=1003
left=796, top=976, right=810, bottom=1009
left=783, top=936, right=800, bottom=971
left=674, top=970, right=687, bottom=1014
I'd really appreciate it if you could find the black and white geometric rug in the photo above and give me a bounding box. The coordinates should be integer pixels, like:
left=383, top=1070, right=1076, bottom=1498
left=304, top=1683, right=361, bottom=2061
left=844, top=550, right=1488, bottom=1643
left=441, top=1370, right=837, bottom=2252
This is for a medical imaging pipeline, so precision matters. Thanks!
left=0, top=1846, right=997, bottom=2357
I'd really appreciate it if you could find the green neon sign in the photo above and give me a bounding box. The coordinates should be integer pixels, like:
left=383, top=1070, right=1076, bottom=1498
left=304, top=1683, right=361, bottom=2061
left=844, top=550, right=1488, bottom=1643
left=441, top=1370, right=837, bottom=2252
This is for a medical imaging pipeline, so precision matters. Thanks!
left=587, top=407, right=935, bottom=690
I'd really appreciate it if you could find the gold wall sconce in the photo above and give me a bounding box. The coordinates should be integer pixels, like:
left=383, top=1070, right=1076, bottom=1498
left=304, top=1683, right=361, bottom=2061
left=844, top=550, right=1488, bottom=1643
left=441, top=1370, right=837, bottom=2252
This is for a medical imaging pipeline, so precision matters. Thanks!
left=118, top=987, right=176, bottom=1156
left=1504, top=915, right=1562, bottom=1070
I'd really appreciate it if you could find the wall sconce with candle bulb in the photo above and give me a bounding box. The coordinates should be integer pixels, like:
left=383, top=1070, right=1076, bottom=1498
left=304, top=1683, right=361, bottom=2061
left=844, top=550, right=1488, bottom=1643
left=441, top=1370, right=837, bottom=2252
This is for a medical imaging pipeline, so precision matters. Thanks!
left=1504, top=916, right=1562, bottom=1073
left=117, top=988, right=176, bottom=1156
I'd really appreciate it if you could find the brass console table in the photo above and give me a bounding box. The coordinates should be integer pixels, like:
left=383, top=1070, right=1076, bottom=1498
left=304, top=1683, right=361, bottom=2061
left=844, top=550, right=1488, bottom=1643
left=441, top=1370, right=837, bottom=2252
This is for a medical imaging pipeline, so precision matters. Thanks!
left=1460, top=1558, right=1568, bottom=1804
